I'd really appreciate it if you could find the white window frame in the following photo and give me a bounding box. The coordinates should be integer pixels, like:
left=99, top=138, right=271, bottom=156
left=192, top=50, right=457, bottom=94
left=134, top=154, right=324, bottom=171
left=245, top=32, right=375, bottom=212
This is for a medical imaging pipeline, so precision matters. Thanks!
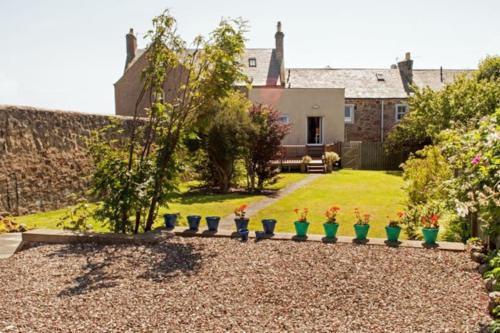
left=395, top=104, right=408, bottom=122
left=248, top=58, right=257, bottom=67
left=278, top=115, right=289, bottom=124
left=344, top=104, right=354, bottom=123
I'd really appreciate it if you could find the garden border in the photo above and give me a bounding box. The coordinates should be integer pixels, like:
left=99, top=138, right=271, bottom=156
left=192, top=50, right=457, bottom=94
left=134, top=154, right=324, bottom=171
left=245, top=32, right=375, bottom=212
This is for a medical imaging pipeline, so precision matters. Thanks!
left=21, top=228, right=465, bottom=251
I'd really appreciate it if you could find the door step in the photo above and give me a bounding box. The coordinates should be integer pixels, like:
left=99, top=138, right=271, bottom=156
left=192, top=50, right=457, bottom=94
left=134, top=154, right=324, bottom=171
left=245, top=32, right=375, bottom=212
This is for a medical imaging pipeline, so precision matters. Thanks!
left=307, top=164, right=326, bottom=173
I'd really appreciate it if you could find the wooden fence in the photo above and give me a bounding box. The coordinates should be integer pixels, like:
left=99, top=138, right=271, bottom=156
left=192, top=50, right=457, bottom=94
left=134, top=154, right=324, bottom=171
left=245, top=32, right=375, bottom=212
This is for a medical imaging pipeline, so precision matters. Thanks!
left=342, top=141, right=406, bottom=170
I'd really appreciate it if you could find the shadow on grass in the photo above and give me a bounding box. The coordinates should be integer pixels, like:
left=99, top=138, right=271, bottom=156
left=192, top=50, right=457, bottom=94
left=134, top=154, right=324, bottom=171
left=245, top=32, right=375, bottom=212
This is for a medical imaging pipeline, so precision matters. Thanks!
left=384, top=170, right=403, bottom=177
left=47, top=241, right=204, bottom=297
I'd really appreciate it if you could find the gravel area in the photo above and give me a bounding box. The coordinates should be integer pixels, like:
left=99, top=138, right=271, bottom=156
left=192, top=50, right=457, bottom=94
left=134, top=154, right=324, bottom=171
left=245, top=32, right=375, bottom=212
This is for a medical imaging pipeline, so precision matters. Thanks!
left=0, top=237, right=491, bottom=332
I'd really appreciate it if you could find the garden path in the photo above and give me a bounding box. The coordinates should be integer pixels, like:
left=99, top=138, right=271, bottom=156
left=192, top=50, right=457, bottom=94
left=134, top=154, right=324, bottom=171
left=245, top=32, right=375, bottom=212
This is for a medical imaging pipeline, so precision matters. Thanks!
left=0, top=233, right=22, bottom=259
left=218, top=173, right=324, bottom=231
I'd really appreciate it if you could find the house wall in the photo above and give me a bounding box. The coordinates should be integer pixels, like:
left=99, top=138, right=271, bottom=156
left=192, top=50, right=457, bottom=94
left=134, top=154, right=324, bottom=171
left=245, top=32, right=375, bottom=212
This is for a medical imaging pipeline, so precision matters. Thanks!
left=344, top=98, right=408, bottom=142
left=249, top=88, right=345, bottom=145
left=114, top=51, right=188, bottom=117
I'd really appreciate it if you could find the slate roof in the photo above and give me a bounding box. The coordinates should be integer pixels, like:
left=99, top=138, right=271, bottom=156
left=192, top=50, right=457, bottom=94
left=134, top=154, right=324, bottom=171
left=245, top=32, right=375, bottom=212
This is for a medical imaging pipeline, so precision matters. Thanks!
left=241, top=48, right=281, bottom=86
left=125, top=48, right=281, bottom=87
left=286, top=68, right=473, bottom=98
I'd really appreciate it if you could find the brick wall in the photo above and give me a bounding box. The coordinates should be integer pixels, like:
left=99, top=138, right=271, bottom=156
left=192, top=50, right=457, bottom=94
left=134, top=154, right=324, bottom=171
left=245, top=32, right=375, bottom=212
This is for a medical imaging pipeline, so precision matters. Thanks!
left=344, top=98, right=408, bottom=142
left=0, top=105, right=132, bottom=216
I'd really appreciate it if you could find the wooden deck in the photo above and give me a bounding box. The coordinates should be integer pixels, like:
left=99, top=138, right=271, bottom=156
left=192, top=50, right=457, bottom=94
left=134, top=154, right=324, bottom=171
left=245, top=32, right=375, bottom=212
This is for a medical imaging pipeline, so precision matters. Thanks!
left=271, top=144, right=341, bottom=173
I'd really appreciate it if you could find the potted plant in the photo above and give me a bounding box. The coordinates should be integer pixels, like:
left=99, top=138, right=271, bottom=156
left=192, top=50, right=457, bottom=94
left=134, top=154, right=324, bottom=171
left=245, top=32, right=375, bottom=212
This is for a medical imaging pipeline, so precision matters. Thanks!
left=323, top=205, right=340, bottom=238
left=385, top=211, right=403, bottom=242
left=187, top=215, right=201, bottom=231
left=262, top=219, right=277, bottom=234
left=353, top=208, right=370, bottom=240
left=205, top=216, right=221, bottom=232
left=234, top=204, right=249, bottom=231
left=323, top=152, right=340, bottom=173
left=294, top=208, right=309, bottom=237
left=300, top=155, right=312, bottom=173
left=421, top=212, right=440, bottom=245
left=163, top=213, right=178, bottom=230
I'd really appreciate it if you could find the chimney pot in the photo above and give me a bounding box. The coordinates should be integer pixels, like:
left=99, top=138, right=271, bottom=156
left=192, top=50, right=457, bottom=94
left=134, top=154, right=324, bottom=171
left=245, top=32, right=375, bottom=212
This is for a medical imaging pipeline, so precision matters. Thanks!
left=405, top=52, right=411, bottom=61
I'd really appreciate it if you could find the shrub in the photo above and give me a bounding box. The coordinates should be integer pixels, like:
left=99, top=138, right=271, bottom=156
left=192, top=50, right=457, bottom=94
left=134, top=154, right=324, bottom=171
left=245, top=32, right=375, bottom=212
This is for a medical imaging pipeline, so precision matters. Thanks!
left=244, top=104, right=290, bottom=191
left=203, top=91, right=251, bottom=193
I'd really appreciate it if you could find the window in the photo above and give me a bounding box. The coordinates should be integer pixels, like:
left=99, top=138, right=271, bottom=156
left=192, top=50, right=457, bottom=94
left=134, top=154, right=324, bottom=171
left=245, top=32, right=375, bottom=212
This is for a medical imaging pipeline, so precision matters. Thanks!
left=248, top=58, right=257, bottom=67
left=395, top=104, right=408, bottom=122
left=278, top=115, right=289, bottom=124
left=344, top=104, right=354, bottom=123
left=376, top=73, right=385, bottom=81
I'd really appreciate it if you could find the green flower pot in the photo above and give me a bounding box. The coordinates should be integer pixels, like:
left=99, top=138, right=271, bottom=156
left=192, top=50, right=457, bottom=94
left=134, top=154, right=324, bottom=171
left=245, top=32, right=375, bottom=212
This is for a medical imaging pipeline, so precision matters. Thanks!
left=294, top=221, right=309, bottom=237
left=323, top=222, right=339, bottom=239
left=422, top=227, right=439, bottom=244
left=354, top=224, right=370, bottom=240
left=385, top=225, right=401, bottom=242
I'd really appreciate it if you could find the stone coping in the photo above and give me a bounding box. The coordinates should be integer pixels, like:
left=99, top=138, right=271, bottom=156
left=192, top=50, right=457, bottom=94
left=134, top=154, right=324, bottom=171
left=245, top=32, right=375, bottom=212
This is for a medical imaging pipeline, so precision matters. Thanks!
left=21, top=228, right=465, bottom=252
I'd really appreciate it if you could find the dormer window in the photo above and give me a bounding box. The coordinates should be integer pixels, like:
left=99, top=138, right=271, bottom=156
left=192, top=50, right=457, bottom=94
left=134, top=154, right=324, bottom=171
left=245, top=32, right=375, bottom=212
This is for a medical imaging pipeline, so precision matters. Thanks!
left=248, top=58, right=257, bottom=67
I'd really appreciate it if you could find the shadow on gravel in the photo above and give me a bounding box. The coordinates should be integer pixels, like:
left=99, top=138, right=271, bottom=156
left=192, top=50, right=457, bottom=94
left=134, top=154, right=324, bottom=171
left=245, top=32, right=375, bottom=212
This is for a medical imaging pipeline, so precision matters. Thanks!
left=46, top=241, right=204, bottom=297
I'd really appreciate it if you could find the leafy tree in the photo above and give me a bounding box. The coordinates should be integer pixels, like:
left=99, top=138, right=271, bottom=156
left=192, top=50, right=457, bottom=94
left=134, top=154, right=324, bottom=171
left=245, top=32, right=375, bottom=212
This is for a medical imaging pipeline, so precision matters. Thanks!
left=88, top=10, right=248, bottom=233
left=245, top=104, right=291, bottom=192
left=202, top=91, right=251, bottom=192
left=477, top=55, right=500, bottom=82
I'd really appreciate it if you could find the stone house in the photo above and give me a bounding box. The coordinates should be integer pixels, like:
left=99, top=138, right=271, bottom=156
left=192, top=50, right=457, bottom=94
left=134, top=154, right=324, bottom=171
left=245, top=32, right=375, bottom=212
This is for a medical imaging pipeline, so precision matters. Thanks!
left=115, top=22, right=471, bottom=145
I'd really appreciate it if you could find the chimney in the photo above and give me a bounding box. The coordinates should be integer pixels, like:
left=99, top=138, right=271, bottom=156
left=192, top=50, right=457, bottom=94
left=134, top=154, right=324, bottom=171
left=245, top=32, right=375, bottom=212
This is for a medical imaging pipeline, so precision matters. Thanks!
left=125, top=28, right=137, bottom=72
left=275, top=21, right=285, bottom=87
left=398, top=51, right=413, bottom=92
left=440, top=66, right=443, bottom=82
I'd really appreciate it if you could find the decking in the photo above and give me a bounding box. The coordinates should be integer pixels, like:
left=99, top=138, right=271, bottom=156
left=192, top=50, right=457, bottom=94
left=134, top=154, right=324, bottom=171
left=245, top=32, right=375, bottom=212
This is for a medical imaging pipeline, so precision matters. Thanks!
left=271, top=143, right=341, bottom=173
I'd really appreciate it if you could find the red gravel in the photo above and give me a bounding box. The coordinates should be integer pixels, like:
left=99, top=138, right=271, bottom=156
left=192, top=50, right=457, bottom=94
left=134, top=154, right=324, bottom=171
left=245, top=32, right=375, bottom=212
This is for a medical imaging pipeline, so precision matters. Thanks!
left=0, top=237, right=491, bottom=332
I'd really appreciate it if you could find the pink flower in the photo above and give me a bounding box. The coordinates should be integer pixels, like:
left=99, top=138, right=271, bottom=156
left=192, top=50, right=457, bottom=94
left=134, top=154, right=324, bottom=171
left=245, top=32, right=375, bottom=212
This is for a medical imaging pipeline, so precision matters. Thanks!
left=471, top=154, right=481, bottom=166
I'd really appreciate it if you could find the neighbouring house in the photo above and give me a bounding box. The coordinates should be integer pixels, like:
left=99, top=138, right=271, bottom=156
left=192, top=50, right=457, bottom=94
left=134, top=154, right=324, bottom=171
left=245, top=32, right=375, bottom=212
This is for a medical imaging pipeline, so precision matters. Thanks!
left=114, top=22, right=472, bottom=168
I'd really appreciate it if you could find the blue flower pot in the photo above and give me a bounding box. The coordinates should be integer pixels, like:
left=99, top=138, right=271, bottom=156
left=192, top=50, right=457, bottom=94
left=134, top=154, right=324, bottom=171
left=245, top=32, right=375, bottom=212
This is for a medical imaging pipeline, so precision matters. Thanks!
left=262, top=219, right=277, bottom=234
left=163, top=214, right=177, bottom=230
left=239, top=229, right=249, bottom=242
left=206, top=216, right=220, bottom=232
left=187, top=215, right=201, bottom=231
left=234, top=218, right=249, bottom=232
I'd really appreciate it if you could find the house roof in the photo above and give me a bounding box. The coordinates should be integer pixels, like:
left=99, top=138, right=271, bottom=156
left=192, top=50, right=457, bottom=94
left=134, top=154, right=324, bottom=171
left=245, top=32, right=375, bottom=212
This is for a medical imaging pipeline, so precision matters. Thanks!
left=286, top=67, right=473, bottom=98
left=241, top=48, right=281, bottom=86
left=124, top=47, right=281, bottom=87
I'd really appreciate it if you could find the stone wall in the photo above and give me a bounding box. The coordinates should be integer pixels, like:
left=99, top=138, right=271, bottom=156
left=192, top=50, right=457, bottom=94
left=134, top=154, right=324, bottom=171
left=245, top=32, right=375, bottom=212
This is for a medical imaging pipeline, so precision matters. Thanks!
left=344, top=98, right=408, bottom=142
left=0, top=105, right=131, bottom=216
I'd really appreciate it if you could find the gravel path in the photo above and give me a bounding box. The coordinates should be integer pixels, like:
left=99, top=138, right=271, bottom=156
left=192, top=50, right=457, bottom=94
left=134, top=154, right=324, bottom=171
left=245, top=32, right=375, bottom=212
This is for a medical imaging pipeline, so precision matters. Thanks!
left=0, top=237, right=490, bottom=332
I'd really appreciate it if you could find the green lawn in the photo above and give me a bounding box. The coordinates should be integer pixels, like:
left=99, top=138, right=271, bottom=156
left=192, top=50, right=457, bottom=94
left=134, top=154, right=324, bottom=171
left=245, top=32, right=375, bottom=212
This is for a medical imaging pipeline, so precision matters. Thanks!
left=14, top=173, right=308, bottom=232
left=249, top=170, right=407, bottom=239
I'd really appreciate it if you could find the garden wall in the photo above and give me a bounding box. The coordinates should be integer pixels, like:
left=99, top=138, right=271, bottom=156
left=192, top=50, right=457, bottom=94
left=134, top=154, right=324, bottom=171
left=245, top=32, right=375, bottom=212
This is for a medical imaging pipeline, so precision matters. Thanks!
left=0, top=105, right=133, bottom=216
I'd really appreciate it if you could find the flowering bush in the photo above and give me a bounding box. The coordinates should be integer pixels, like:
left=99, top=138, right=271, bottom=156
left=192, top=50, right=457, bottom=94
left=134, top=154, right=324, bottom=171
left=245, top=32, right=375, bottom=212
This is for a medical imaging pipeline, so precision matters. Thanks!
left=325, top=206, right=340, bottom=223
left=234, top=204, right=248, bottom=218
left=354, top=208, right=370, bottom=225
left=388, top=211, right=405, bottom=227
left=440, top=110, right=499, bottom=238
left=294, top=208, right=309, bottom=222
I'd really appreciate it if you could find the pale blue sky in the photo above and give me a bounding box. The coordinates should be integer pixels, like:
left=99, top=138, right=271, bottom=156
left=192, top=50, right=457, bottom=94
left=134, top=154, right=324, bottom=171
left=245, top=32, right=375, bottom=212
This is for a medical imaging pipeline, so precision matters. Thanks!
left=0, top=0, right=498, bottom=114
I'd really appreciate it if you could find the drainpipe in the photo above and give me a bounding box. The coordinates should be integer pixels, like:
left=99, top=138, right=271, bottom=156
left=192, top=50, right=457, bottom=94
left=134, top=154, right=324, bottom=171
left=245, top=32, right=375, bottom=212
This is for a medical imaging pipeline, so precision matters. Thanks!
left=380, top=100, right=384, bottom=143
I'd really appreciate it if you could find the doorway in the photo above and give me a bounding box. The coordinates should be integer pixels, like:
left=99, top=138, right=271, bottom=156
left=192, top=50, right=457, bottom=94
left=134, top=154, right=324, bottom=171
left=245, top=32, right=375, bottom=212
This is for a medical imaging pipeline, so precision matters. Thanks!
left=307, top=117, right=322, bottom=144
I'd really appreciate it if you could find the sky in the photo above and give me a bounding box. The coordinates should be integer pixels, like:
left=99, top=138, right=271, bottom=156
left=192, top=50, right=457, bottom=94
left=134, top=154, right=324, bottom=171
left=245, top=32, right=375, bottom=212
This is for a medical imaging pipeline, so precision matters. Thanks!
left=0, top=0, right=498, bottom=115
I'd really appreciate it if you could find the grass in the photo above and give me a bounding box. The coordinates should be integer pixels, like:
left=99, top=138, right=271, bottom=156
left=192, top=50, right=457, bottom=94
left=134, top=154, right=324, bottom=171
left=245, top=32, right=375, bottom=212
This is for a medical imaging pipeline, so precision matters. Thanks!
left=249, top=170, right=407, bottom=239
left=13, top=173, right=308, bottom=232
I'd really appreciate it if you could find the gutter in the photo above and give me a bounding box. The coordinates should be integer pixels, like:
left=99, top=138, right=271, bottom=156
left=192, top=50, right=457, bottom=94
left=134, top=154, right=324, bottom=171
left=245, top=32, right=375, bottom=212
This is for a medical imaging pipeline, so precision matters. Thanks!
left=380, top=100, right=384, bottom=143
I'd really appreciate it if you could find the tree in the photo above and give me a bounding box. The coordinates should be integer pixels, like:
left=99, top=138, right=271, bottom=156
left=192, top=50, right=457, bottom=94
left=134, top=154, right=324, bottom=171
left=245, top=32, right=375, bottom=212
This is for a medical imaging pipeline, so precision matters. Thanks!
left=203, top=91, right=251, bottom=192
left=88, top=10, right=248, bottom=233
left=245, top=104, right=291, bottom=192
